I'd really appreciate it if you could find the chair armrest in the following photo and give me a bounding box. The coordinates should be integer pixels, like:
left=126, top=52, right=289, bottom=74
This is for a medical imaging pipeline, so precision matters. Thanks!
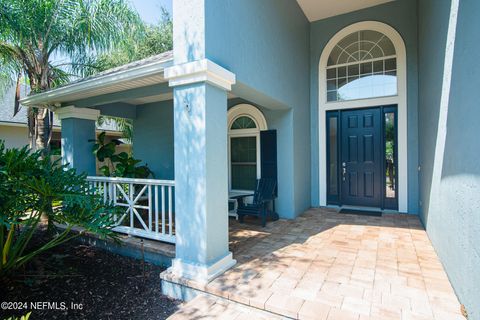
left=230, top=193, right=254, bottom=200
left=231, top=194, right=254, bottom=205
left=260, top=196, right=276, bottom=203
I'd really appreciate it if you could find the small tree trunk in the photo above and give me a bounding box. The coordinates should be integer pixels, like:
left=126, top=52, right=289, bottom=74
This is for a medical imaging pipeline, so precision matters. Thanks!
left=35, top=107, right=53, bottom=153
left=27, top=107, right=36, bottom=150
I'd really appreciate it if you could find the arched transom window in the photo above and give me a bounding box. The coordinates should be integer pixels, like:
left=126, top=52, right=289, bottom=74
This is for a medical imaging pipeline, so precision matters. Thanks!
left=231, top=116, right=257, bottom=130
left=326, top=30, right=397, bottom=102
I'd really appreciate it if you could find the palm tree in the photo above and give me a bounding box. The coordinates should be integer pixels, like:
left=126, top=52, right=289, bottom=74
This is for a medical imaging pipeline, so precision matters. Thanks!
left=0, top=0, right=142, bottom=152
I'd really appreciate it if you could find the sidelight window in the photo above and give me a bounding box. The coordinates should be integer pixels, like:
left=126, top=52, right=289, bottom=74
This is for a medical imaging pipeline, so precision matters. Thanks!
left=383, top=107, right=398, bottom=209
left=326, top=111, right=340, bottom=204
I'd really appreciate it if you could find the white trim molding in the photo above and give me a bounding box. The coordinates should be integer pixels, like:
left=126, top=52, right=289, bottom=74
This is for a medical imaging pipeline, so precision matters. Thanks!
left=319, top=21, right=409, bottom=213
left=169, top=253, right=236, bottom=284
left=56, top=106, right=100, bottom=121
left=227, top=104, right=268, bottom=131
left=164, top=59, right=236, bottom=91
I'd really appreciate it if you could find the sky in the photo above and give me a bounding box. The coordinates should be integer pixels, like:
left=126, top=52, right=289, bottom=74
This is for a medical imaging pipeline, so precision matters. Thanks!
left=130, top=0, right=172, bottom=24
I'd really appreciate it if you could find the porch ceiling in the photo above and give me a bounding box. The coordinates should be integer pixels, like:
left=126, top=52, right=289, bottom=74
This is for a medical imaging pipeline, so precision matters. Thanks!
left=296, top=0, right=394, bottom=22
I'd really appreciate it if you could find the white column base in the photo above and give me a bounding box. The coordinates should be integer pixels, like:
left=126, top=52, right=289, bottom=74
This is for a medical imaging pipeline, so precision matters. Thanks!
left=169, top=252, right=236, bottom=284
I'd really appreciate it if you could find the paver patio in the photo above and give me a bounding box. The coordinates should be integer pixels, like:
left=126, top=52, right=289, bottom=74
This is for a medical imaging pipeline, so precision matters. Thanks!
left=164, top=208, right=465, bottom=320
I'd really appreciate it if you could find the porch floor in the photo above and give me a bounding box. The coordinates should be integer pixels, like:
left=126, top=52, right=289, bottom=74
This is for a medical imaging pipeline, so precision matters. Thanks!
left=164, top=208, right=464, bottom=320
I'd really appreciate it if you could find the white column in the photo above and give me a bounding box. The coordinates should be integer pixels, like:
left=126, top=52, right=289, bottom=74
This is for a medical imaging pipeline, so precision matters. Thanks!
left=57, top=106, right=100, bottom=176
left=164, top=59, right=236, bottom=283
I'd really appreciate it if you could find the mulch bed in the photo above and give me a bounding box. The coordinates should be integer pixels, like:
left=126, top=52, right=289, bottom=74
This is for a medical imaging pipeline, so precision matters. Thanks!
left=0, top=233, right=181, bottom=320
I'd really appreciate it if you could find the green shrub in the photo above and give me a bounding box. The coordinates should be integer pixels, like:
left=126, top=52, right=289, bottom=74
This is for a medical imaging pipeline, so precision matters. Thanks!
left=0, top=141, right=121, bottom=278
left=4, top=312, right=31, bottom=320
left=92, top=132, right=153, bottom=178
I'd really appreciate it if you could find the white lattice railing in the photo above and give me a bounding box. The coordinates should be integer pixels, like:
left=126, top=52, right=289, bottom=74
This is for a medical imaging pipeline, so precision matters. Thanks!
left=87, top=176, right=175, bottom=243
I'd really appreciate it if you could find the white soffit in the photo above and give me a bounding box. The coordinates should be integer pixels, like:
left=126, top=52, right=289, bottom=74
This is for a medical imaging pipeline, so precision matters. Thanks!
left=126, top=92, right=236, bottom=106
left=296, top=0, right=394, bottom=22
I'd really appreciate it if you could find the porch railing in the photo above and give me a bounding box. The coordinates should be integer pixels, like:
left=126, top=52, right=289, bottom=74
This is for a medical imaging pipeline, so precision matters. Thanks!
left=87, top=176, right=175, bottom=244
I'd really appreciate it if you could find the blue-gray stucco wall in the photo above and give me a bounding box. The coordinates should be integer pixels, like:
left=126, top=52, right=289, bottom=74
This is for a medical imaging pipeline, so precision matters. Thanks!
left=419, top=0, right=480, bottom=318
left=204, top=0, right=311, bottom=218
left=309, top=0, right=420, bottom=213
left=133, top=100, right=174, bottom=180
left=418, top=0, right=450, bottom=224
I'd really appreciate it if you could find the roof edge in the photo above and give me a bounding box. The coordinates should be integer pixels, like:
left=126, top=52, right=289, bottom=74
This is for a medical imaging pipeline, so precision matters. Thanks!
left=20, top=56, right=174, bottom=107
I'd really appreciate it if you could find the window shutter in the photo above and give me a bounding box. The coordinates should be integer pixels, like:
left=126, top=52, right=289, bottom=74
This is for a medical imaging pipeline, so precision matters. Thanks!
left=260, top=130, right=277, bottom=196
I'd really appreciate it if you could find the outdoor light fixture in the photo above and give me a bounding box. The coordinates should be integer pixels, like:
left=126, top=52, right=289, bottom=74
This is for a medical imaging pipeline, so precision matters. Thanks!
left=184, top=98, right=191, bottom=114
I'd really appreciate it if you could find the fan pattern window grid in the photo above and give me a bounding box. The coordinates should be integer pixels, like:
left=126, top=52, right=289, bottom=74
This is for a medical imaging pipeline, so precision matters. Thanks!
left=231, top=116, right=257, bottom=130
left=326, top=30, right=398, bottom=102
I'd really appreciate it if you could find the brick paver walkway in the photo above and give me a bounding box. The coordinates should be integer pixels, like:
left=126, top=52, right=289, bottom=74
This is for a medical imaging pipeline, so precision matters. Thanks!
left=166, top=208, right=464, bottom=320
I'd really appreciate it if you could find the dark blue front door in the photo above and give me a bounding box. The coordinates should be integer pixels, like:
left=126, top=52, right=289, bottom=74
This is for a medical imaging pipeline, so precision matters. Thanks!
left=341, top=108, right=382, bottom=207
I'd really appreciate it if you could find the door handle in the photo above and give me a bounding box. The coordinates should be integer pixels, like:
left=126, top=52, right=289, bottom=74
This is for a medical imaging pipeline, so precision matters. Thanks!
left=342, top=162, right=346, bottom=181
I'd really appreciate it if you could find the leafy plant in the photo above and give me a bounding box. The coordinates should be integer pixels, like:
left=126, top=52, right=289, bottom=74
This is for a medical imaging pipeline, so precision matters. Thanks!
left=92, top=132, right=153, bottom=179
left=5, top=312, right=31, bottom=320
left=0, top=141, right=121, bottom=278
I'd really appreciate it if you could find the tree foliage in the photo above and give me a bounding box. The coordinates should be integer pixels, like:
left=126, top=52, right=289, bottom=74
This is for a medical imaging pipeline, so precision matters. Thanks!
left=97, top=115, right=134, bottom=143
left=88, top=8, right=173, bottom=74
left=90, top=9, right=173, bottom=140
left=0, top=0, right=143, bottom=151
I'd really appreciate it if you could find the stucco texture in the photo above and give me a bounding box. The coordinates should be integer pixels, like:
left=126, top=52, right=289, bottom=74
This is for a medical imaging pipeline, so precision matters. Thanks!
left=133, top=100, right=175, bottom=180
left=419, top=0, right=480, bottom=318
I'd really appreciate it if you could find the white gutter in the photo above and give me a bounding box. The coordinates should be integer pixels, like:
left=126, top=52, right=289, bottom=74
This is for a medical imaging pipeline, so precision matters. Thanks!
left=0, top=121, right=29, bottom=128
left=20, top=58, right=174, bottom=107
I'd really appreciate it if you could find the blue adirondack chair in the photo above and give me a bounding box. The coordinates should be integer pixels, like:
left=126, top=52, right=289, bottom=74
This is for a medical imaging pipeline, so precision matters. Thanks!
left=237, top=178, right=278, bottom=227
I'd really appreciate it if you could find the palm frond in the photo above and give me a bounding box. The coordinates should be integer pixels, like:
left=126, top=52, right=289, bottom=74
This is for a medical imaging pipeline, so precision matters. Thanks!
left=0, top=0, right=145, bottom=151
left=48, top=64, right=73, bottom=88
left=54, top=0, right=143, bottom=58
left=0, top=42, right=21, bottom=100
left=97, top=115, right=133, bottom=142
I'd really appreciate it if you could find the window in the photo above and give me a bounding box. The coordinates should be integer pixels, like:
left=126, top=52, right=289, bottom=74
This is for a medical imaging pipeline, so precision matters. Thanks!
left=383, top=107, right=398, bottom=209
left=231, top=116, right=257, bottom=130
left=228, top=104, right=268, bottom=191
left=230, top=136, right=257, bottom=190
left=326, top=30, right=397, bottom=102
left=229, top=115, right=259, bottom=191
left=326, top=112, right=340, bottom=204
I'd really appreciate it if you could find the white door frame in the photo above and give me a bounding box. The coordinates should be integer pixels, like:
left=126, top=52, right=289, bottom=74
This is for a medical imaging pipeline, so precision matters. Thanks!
left=227, top=104, right=268, bottom=192
left=318, top=21, right=408, bottom=212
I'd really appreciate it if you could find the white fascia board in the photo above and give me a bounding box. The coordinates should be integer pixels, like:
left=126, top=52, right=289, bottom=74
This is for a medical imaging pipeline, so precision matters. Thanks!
left=19, top=59, right=174, bottom=107
left=164, top=59, right=236, bottom=91
left=0, top=121, right=28, bottom=128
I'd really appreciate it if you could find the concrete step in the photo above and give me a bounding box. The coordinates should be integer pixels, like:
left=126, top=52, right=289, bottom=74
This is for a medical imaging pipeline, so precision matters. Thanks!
left=167, top=294, right=288, bottom=320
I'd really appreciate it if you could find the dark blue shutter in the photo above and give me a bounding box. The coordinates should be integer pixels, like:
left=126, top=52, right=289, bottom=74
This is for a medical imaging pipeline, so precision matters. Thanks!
left=260, top=130, right=277, bottom=196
